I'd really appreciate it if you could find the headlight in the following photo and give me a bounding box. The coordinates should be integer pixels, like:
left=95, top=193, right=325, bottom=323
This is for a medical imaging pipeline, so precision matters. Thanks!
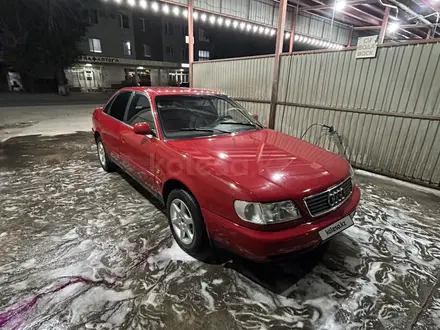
left=234, top=200, right=301, bottom=225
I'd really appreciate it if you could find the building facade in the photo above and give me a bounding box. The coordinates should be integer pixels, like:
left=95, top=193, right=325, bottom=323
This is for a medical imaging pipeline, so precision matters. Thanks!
left=66, top=0, right=185, bottom=91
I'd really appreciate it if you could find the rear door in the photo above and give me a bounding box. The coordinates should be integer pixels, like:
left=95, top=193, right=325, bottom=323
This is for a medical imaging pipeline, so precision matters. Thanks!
left=120, top=93, right=160, bottom=193
left=100, top=91, right=133, bottom=162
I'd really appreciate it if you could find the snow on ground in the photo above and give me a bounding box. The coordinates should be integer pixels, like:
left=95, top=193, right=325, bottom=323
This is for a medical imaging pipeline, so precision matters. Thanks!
left=0, top=105, right=439, bottom=329
left=0, top=104, right=98, bottom=142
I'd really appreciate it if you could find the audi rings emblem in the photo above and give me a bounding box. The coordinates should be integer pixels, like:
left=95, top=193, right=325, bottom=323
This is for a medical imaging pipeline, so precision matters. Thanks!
left=328, top=187, right=345, bottom=207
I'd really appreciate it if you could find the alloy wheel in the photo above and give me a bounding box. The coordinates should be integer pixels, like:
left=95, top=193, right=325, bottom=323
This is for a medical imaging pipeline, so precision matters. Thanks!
left=170, top=199, right=195, bottom=245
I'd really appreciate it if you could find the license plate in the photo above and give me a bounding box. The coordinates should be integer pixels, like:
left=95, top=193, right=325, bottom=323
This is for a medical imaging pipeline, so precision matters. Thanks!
left=319, top=215, right=354, bottom=241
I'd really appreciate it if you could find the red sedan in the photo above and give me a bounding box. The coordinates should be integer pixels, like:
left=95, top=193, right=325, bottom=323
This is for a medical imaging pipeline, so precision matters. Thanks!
left=92, top=87, right=360, bottom=262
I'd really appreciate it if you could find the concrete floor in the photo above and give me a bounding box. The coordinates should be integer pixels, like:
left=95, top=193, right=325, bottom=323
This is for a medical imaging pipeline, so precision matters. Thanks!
left=1, top=106, right=440, bottom=330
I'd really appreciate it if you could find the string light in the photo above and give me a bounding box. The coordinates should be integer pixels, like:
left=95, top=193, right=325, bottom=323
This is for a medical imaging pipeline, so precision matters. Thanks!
left=151, top=1, right=159, bottom=12
left=102, top=1, right=347, bottom=50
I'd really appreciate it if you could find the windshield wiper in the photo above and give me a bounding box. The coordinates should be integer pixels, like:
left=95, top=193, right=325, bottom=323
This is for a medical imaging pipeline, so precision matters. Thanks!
left=178, top=127, right=231, bottom=134
left=219, top=122, right=261, bottom=128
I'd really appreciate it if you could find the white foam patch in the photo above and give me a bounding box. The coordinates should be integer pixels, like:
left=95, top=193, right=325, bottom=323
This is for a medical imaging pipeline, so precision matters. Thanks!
left=152, top=240, right=197, bottom=263
left=200, top=281, right=215, bottom=311
left=355, top=169, right=440, bottom=197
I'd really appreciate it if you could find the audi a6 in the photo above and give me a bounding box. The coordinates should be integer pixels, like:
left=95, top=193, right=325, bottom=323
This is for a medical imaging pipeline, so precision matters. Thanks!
left=92, top=87, right=360, bottom=261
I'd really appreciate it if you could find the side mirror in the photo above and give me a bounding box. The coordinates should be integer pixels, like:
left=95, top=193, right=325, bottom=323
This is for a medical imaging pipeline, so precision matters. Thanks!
left=252, top=114, right=259, bottom=121
left=133, top=122, right=153, bottom=135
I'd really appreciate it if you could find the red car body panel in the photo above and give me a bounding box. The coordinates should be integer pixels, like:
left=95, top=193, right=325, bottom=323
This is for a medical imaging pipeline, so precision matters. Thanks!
left=93, top=87, right=361, bottom=261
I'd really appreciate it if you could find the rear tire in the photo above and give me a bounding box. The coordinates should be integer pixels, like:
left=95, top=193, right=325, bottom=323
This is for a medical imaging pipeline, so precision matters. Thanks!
left=96, top=136, right=115, bottom=172
left=167, top=189, right=210, bottom=256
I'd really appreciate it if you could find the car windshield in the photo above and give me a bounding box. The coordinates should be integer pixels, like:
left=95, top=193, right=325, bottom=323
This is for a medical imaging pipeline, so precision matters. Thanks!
left=154, top=94, right=262, bottom=139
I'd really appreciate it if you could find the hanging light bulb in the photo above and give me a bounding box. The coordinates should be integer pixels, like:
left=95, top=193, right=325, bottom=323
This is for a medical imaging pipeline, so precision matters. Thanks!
left=162, top=4, right=170, bottom=14
left=259, top=26, right=264, bottom=34
left=172, top=6, right=180, bottom=16
left=193, top=12, right=199, bottom=20
left=253, top=25, right=258, bottom=33
left=209, top=15, right=216, bottom=24
left=139, top=0, right=147, bottom=9
left=240, top=22, right=246, bottom=30
left=335, top=0, right=346, bottom=11
left=218, top=17, right=224, bottom=25
left=183, top=9, right=188, bottom=18
left=285, top=32, right=291, bottom=39
left=127, top=0, right=135, bottom=7
left=233, top=20, right=239, bottom=28
left=294, top=35, right=299, bottom=41
left=246, top=24, right=252, bottom=31
left=388, top=21, right=400, bottom=33
left=201, top=13, right=207, bottom=22
left=264, top=27, right=270, bottom=35
left=225, top=19, right=231, bottom=27
left=270, top=29, right=276, bottom=36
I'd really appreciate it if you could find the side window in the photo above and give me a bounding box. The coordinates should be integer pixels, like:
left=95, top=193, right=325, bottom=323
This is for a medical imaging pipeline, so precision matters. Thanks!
left=125, top=94, right=156, bottom=131
left=103, top=96, right=116, bottom=114
left=108, top=92, right=132, bottom=121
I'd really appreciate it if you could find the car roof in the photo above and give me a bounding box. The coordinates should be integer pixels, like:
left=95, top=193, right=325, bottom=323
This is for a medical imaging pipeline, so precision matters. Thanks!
left=119, top=87, right=224, bottom=96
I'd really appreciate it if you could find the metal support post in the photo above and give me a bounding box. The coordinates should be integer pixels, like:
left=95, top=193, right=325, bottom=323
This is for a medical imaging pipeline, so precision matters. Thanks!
left=268, top=0, right=288, bottom=129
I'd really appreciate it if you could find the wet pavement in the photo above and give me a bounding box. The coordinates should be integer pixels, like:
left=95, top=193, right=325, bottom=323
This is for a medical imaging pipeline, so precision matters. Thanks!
left=1, top=132, right=440, bottom=330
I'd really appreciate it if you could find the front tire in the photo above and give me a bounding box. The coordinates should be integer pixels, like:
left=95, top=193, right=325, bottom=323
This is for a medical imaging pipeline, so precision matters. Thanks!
left=96, top=136, right=115, bottom=172
left=167, top=189, right=210, bottom=255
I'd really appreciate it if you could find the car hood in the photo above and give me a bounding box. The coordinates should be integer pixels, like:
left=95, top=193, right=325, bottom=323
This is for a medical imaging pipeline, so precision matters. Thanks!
left=166, top=129, right=351, bottom=200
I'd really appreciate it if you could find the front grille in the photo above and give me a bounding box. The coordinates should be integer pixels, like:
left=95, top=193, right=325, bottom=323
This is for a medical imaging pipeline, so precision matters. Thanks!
left=304, top=178, right=353, bottom=217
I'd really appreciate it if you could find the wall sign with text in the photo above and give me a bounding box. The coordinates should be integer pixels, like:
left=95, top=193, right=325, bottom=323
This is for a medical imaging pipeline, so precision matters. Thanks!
left=356, top=35, right=378, bottom=59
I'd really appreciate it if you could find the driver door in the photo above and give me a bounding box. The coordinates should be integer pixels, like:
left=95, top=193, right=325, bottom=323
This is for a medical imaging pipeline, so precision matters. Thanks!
left=120, top=93, right=159, bottom=193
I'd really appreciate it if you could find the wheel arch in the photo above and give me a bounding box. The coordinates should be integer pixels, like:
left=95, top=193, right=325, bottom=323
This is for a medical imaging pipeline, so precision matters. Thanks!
left=162, top=179, right=195, bottom=205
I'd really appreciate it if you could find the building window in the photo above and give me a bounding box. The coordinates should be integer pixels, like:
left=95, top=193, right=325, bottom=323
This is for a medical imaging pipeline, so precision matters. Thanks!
left=88, top=9, right=98, bottom=24
left=143, top=44, right=151, bottom=57
left=89, top=38, right=102, bottom=53
left=118, top=13, right=130, bottom=29
left=198, top=50, right=210, bottom=60
left=165, top=22, right=173, bottom=35
left=123, top=41, right=132, bottom=55
left=166, top=46, right=175, bottom=58
left=198, top=28, right=209, bottom=42
left=181, top=48, right=188, bottom=61
left=140, top=18, right=151, bottom=32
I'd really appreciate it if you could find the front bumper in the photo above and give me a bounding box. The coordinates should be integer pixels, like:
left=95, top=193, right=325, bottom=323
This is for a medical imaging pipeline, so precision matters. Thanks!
left=202, top=185, right=361, bottom=262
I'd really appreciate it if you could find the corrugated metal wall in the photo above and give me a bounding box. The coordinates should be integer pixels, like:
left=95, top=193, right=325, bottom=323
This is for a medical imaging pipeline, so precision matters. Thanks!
left=193, top=42, right=440, bottom=188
